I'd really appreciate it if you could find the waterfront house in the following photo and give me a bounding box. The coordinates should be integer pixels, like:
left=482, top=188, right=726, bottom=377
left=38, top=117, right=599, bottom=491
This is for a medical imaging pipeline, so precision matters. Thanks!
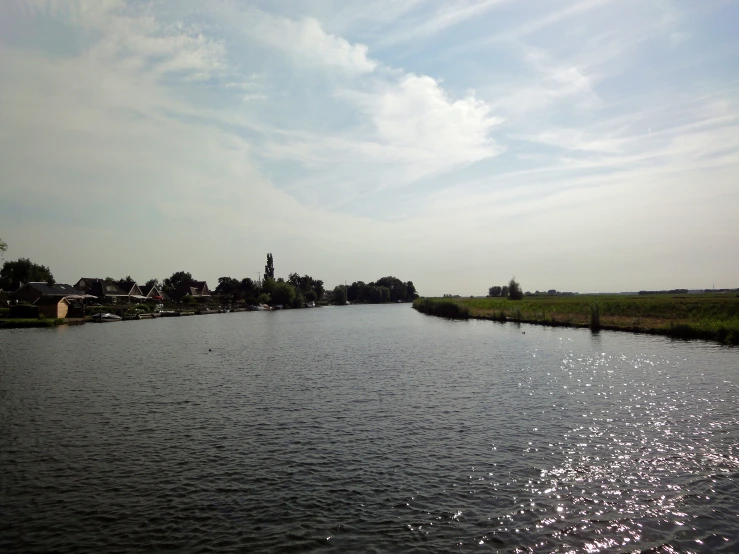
left=140, top=284, right=168, bottom=301
left=117, top=281, right=147, bottom=302
left=36, top=296, right=85, bottom=319
left=75, top=278, right=130, bottom=304
left=11, top=282, right=86, bottom=304
left=174, top=280, right=211, bottom=301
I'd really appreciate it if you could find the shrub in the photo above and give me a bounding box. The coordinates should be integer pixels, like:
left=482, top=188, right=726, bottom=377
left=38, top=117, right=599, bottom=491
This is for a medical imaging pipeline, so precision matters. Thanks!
left=10, top=305, right=39, bottom=318
left=412, top=298, right=469, bottom=319
left=590, top=303, right=601, bottom=331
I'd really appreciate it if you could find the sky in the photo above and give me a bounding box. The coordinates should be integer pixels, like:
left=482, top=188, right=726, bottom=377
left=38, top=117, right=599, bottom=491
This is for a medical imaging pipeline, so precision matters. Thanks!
left=1, top=0, right=738, bottom=295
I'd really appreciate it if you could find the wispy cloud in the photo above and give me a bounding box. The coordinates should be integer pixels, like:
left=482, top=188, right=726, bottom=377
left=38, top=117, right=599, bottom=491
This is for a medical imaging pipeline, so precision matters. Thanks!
left=247, top=12, right=378, bottom=74
left=378, top=0, right=513, bottom=46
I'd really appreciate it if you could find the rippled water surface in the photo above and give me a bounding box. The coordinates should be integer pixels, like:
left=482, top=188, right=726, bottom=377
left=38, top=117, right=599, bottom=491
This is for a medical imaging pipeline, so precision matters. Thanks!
left=1, top=305, right=738, bottom=552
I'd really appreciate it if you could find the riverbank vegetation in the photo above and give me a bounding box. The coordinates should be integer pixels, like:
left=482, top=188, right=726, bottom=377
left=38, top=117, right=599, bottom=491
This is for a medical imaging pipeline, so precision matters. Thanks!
left=413, top=293, right=739, bottom=345
left=0, top=317, right=65, bottom=329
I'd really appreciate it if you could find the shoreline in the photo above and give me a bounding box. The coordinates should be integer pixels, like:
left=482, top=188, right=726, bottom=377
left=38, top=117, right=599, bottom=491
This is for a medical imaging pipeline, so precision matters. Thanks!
left=412, top=295, right=739, bottom=346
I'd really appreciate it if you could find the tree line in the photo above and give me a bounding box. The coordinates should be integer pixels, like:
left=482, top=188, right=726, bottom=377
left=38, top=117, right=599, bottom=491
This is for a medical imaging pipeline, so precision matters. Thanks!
left=329, top=277, right=418, bottom=305
left=1, top=238, right=417, bottom=308
left=488, top=277, right=523, bottom=300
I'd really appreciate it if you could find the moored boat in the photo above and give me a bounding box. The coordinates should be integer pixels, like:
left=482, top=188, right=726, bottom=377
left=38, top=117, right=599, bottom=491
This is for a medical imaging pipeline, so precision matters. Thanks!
left=91, top=312, right=122, bottom=322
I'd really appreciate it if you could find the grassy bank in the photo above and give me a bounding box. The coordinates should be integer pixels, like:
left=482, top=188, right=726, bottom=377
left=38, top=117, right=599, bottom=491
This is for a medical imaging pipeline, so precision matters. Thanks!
left=0, top=318, right=66, bottom=329
left=413, top=294, right=739, bottom=345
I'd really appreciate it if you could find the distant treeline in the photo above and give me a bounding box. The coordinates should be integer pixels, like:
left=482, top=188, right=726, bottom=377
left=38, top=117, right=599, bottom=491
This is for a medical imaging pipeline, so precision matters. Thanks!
left=337, top=277, right=418, bottom=304
left=638, top=289, right=688, bottom=295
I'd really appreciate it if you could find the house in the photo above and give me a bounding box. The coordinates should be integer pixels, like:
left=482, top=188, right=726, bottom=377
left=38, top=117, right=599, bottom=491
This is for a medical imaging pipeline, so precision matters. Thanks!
left=36, top=296, right=85, bottom=319
left=11, top=282, right=86, bottom=304
left=140, top=284, right=168, bottom=301
left=191, top=281, right=211, bottom=298
left=117, top=281, right=147, bottom=302
left=75, top=278, right=130, bottom=304
left=174, top=280, right=211, bottom=300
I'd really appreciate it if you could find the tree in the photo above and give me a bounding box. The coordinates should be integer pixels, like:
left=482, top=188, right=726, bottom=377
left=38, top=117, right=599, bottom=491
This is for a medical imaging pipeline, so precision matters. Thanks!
left=501, top=285, right=509, bottom=298
left=0, top=237, right=6, bottom=261
left=406, top=281, right=418, bottom=300
left=1, top=258, right=54, bottom=287
left=240, top=277, right=258, bottom=299
left=348, top=281, right=365, bottom=302
left=264, top=253, right=275, bottom=281
left=216, top=277, right=240, bottom=295
left=314, top=279, right=325, bottom=301
left=287, top=272, right=324, bottom=301
left=163, top=271, right=193, bottom=298
left=508, top=277, right=523, bottom=300
left=305, top=290, right=317, bottom=303
left=145, top=278, right=160, bottom=288
left=119, top=276, right=135, bottom=288
left=333, top=285, right=347, bottom=305
left=270, top=281, right=296, bottom=306
left=488, top=285, right=502, bottom=297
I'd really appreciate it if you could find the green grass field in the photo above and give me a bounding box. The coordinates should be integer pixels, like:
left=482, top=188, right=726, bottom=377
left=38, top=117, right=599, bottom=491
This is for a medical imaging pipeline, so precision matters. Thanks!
left=413, top=293, right=739, bottom=345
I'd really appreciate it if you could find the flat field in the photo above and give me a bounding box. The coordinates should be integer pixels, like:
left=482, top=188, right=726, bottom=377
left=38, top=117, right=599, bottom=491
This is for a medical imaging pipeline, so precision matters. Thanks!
left=413, top=293, right=739, bottom=345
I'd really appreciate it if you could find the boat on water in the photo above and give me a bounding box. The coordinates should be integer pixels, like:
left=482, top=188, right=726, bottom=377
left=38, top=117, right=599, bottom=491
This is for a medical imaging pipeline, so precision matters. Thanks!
left=91, top=312, right=122, bottom=322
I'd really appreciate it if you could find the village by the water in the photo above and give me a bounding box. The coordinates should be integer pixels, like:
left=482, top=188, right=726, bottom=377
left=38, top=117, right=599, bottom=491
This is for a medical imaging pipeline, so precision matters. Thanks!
left=0, top=251, right=419, bottom=327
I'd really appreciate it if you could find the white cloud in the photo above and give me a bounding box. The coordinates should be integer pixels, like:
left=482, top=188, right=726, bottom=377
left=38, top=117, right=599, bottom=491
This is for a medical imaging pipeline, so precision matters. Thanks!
left=346, top=74, right=503, bottom=174
left=257, top=73, right=504, bottom=198
left=249, top=13, right=377, bottom=74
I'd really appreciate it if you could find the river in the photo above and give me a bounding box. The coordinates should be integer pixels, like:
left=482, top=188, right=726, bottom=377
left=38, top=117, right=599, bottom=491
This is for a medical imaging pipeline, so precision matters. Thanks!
left=1, top=304, right=737, bottom=552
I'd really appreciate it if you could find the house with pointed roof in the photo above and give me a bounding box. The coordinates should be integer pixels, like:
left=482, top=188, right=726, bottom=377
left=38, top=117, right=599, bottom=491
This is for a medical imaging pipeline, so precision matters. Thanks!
left=74, top=278, right=130, bottom=304
left=174, top=280, right=211, bottom=301
left=117, top=281, right=146, bottom=302
left=11, top=282, right=86, bottom=304
left=140, top=284, right=168, bottom=301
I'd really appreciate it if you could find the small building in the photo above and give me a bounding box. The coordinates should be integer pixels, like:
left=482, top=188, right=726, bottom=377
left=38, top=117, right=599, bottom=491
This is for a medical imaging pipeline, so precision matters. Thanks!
left=11, top=282, right=86, bottom=304
left=35, top=296, right=85, bottom=319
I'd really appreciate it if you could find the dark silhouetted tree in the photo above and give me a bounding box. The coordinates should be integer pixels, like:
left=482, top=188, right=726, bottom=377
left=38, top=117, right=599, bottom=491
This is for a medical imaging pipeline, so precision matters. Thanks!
left=508, top=277, right=523, bottom=300
left=163, top=271, right=193, bottom=297
left=264, top=253, right=275, bottom=281
left=333, top=285, right=347, bottom=305
left=1, top=257, right=54, bottom=287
